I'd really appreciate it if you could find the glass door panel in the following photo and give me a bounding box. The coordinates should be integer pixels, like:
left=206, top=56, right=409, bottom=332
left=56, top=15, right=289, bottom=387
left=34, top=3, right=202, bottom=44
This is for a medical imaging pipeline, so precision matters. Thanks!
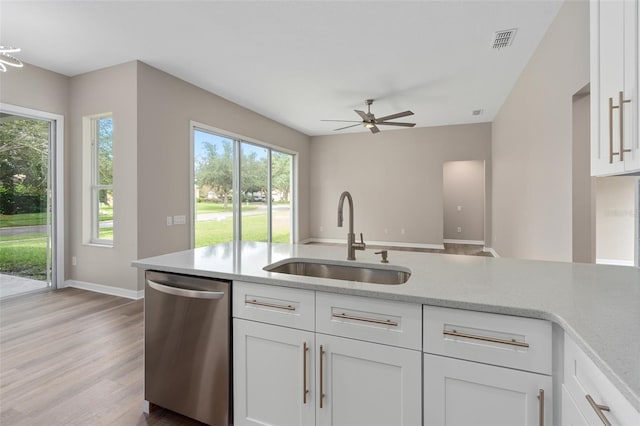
left=271, top=151, right=292, bottom=243
left=0, top=114, right=52, bottom=297
left=240, top=142, right=268, bottom=242
left=193, top=130, right=235, bottom=248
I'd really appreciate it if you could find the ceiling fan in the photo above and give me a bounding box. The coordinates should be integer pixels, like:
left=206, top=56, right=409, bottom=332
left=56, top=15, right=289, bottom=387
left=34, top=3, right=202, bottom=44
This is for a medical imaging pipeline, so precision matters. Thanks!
left=322, top=99, right=416, bottom=134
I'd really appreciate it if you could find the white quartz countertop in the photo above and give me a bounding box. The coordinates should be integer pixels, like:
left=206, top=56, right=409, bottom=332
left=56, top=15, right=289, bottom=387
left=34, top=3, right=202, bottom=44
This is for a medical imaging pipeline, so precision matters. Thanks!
left=132, top=242, right=640, bottom=410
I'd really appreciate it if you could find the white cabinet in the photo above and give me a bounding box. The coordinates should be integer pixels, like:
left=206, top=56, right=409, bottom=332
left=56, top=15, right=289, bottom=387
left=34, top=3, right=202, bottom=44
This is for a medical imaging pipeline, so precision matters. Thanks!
left=591, top=0, right=640, bottom=176
left=233, top=319, right=315, bottom=426
left=422, top=305, right=553, bottom=426
left=424, top=353, right=552, bottom=426
left=233, top=284, right=422, bottom=426
left=316, top=334, right=422, bottom=426
left=563, top=333, right=640, bottom=425
left=562, top=385, right=589, bottom=426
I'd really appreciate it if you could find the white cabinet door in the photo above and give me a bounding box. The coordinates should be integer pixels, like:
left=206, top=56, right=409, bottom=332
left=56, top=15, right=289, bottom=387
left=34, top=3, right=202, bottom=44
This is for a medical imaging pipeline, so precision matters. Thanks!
left=234, top=318, right=315, bottom=426
left=562, top=385, right=589, bottom=426
left=423, top=353, right=552, bottom=426
left=591, top=0, right=640, bottom=176
left=316, top=334, right=421, bottom=426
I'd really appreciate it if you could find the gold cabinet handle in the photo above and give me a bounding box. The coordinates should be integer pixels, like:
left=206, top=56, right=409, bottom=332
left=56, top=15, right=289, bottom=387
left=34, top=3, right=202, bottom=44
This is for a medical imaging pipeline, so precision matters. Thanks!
left=609, top=92, right=632, bottom=163
left=332, top=312, right=398, bottom=327
left=618, top=91, right=632, bottom=161
left=245, top=299, right=296, bottom=311
left=443, top=329, right=530, bottom=348
left=538, top=389, right=544, bottom=426
left=319, top=344, right=325, bottom=408
left=302, top=342, right=309, bottom=404
left=586, top=394, right=611, bottom=426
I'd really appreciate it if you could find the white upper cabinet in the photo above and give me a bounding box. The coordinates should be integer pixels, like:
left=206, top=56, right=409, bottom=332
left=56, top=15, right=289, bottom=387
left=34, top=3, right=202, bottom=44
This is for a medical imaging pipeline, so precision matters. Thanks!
left=591, top=0, right=640, bottom=176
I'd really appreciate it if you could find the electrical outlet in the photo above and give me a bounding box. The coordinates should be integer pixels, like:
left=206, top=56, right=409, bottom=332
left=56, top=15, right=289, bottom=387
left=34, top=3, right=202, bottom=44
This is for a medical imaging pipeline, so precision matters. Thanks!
left=384, top=228, right=389, bottom=235
left=401, top=228, right=406, bottom=235
left=457, top=205, right=462, bottom=211
left=173, top=215, right=186, bottom=225
left=166, top=216, right=173, bottom=226
left=71, top=256, right=77, bottom=266
left=457, top=227, right=462, bottom=233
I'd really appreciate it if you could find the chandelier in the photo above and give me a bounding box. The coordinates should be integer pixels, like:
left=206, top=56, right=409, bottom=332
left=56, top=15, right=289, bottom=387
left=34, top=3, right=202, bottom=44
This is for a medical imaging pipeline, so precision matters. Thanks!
left=0, top=46, right=24, bottom=72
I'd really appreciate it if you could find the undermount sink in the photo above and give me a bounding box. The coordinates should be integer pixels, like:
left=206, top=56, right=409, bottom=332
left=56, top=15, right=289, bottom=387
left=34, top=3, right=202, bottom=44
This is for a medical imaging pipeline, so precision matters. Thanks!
left=264, top=259, right=411, bottom=285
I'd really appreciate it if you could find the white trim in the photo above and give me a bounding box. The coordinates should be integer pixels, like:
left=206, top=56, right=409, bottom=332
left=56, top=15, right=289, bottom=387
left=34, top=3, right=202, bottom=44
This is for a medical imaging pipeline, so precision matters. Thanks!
left=483, top=247, right=499, bottom=257
left=595, top=259, right=635, bottom=266
left=443, top=239, right=485, bottom=245
left=64, top=279, right=144, bottom=300
left=302, top=238, right=445, bottom=250
left=0, top=103, right=65, bottom=290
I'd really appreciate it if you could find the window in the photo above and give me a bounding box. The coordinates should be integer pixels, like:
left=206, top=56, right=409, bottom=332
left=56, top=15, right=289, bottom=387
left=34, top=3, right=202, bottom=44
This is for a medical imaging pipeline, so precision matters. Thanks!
left=87, top=114, right=114, bottom=245
left=192, top=124, right=295, bottom=248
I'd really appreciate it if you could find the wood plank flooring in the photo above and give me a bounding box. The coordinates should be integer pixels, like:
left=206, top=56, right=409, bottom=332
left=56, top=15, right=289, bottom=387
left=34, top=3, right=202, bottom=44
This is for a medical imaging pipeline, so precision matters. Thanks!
left=0, top=288, right=203, bottom=425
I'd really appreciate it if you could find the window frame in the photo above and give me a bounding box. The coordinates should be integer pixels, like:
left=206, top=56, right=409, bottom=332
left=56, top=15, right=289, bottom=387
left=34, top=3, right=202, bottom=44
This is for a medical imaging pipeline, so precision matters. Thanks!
left=85, top=113, right=114, bottom=246
left=190, top=121, right=297, bottom=248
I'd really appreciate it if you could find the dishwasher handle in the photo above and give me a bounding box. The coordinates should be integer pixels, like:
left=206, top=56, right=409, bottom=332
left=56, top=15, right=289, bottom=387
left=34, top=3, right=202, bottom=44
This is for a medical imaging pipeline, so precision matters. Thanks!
left=147, top=280, right=225, bottom=300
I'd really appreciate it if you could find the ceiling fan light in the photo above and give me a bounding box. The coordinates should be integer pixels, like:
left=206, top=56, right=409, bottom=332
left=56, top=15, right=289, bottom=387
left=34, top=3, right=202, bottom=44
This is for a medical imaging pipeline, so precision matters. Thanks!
left=364, top=123, right=375, bottom=128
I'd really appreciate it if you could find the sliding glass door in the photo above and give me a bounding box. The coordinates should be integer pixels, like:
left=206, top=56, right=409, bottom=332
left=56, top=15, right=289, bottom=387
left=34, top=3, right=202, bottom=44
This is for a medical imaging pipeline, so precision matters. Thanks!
left=0, top=112, right=54, bottom=297
left=192, top=125, right=295, bottom=248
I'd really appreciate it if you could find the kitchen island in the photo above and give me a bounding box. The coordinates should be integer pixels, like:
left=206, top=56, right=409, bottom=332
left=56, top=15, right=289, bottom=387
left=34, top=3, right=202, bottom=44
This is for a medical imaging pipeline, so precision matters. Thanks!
left=133, top=241, right=640, bottom=415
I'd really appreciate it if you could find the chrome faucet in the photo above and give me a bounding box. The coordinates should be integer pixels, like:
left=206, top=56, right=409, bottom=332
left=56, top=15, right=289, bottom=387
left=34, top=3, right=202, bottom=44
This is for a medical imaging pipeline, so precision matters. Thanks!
left=337, top=191, right=366, bottom=260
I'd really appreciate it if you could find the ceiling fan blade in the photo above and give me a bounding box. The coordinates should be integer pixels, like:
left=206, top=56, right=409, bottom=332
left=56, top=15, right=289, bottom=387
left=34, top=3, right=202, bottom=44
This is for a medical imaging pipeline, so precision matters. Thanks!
left=369, top=125, right=380, bottom=134
left=374, top=111, right=414, bottom=122
left=321, top=119, right=362, bottom=123
left=334, top=123, right=362, bottom=131
left=355, top=110, right=370, bottom=121
left=376, top=122, right=416, bottom=127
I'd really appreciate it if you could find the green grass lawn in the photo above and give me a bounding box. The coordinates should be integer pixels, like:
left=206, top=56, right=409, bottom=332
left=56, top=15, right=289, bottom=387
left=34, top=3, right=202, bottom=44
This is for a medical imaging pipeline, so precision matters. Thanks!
left=0, top=209, right=286, bottom=280
left=0, top=233, right=47, bottom=280
left=195, top=214, right=290, bottom=247
left=196, top=202, right=258, bottom=214
left=0, top=212, right=47, bottom=227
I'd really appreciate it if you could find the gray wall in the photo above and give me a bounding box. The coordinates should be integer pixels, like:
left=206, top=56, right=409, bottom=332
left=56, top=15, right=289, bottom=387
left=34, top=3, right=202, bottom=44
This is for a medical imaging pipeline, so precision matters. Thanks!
left=572, top=91, right=596, bottom=263
left=1, top=60, right=310, bottom=293
left=443, top=160, right=485, bottom=242
left=491, top=0, right=590, bottom=261
left=69, top=61, right=139, bottom=291
left=309, top=123, right=491, bottom=247
left=136, top=62, right=311, bottom=260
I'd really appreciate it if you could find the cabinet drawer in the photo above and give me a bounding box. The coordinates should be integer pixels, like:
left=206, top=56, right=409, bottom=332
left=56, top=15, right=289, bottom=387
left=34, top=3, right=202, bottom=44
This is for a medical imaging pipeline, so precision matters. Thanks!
left=316, top=292, right=421, bottom=350
left=232, top=281, right=314, bottom=331
left=564, top=333, right=640, bottom=425
left=423, top=305, right=552, bottom=375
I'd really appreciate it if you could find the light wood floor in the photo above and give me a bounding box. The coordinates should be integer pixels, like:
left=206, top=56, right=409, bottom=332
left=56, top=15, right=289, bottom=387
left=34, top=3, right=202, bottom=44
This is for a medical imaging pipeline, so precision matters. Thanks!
left=0, top=288, right=203, bottom=425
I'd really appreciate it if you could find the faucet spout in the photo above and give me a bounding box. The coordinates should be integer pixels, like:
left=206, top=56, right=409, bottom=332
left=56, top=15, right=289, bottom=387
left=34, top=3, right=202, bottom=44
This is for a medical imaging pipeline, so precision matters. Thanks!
left=337, top=191, right=365, bottom=260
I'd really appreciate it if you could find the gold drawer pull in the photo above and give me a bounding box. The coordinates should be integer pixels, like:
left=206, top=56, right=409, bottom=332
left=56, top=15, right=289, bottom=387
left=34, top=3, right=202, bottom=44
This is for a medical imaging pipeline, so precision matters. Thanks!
left=443, top=329, right=530, bottom=348
left=245, top=299, right=296, bottom=311
left=586, top=394, right=611, bottom=426
left=332, top=312, right=398, bottom=327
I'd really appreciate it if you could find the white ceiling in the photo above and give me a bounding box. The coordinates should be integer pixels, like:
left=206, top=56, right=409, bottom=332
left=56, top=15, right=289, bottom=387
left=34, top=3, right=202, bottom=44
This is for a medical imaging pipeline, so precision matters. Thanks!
left=0, top=0, right=563, bottom=136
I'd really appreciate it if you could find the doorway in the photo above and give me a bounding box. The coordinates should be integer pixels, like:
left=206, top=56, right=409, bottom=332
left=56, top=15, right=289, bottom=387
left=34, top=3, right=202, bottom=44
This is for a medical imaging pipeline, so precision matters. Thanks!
left=0, top=105, right=64, bottom=297
left=442, top=160, right=485, bottom=245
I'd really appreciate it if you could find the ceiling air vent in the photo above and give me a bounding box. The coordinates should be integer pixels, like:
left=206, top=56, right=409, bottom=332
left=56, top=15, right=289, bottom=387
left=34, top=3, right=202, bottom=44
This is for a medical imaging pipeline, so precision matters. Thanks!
left=491, top=28, right=517, bottom=49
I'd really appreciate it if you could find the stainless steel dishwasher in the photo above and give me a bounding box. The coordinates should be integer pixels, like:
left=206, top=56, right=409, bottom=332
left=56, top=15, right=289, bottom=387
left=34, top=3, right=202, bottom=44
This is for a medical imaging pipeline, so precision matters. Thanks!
left=144, top=270, right=231, bottom=426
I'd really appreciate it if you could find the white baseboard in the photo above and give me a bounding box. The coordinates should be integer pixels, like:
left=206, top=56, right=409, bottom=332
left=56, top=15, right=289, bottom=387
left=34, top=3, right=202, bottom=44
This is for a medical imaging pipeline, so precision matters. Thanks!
left=443, top=239, right=485, bottom=245
left=64, top=279, right=144, bottom=300
left=302, top=238, right=445, bottom=251
left=595, top=258, right=635, bottom=267
left=483, top=247, right=499, bottom=257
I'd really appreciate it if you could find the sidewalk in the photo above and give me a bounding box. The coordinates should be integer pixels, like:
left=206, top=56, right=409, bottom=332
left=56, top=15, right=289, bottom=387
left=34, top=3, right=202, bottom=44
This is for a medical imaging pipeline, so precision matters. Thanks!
left=0, top=274, right=49, bottom=298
